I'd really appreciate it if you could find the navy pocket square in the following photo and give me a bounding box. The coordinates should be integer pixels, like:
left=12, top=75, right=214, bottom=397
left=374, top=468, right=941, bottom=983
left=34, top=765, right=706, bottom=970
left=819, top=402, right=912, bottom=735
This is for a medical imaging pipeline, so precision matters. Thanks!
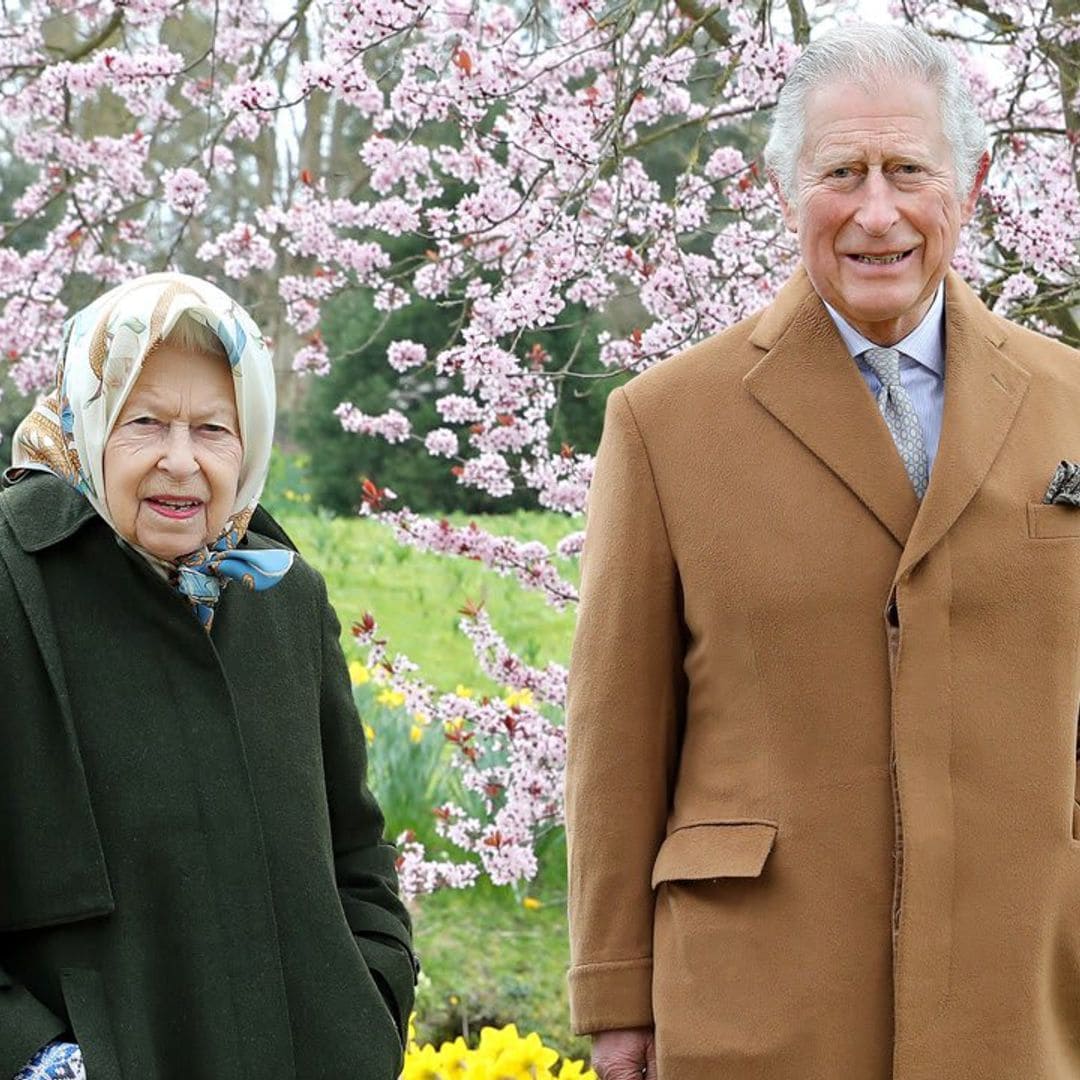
left=1044, top=460, right=1080, bottom=505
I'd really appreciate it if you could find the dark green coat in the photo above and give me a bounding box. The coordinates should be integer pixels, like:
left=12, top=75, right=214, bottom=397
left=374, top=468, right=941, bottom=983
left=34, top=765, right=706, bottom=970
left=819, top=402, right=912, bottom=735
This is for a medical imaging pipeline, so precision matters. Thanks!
left=0, top=473, right=418, bottom=1079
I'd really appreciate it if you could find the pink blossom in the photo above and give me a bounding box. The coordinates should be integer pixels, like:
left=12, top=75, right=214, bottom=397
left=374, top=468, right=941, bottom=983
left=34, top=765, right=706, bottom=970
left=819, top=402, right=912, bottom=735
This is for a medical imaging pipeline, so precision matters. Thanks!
left=196, top=223, right=276, bottom=278
left=293, top=340, right=331, bottom=377
left=335, top=403, right=412, bottom=443
left=424, top=428, right=459, bottom=458
left=162, top=168, right=209, bottom=217
left=387, top=340, right=426, bottom=372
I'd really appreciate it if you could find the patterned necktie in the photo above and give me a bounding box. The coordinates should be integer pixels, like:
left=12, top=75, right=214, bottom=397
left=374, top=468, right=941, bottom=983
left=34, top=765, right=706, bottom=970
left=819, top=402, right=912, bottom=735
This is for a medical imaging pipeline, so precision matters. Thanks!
left=861, top=346, right=930, bottom=500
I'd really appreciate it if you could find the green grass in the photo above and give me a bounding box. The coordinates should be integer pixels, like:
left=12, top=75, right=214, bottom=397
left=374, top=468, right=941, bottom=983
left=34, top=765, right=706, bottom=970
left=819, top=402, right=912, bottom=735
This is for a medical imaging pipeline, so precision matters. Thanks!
left=408, top=835, right=586, bottom=1062
left=278, top=505, right=582, bottom=1054
left=277, top=508, right=580, bottom=695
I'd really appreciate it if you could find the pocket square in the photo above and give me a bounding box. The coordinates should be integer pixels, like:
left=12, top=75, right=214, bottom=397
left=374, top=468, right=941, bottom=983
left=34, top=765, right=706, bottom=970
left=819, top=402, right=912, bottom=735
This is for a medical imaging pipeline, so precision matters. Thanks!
left=1044, top=460, right=1080, bottom=505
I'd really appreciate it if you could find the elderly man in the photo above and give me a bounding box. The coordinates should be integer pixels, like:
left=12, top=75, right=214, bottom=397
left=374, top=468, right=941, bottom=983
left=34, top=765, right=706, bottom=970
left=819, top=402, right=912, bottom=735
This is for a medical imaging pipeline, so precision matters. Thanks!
left=565, top=22, right=1080, bottom=1080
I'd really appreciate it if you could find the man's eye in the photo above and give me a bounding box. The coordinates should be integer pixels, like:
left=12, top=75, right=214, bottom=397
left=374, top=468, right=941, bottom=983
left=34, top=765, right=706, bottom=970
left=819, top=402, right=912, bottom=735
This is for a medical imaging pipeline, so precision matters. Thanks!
left=201, top=423, right=229, bottom=433
left=831, top=167, right=853, bottom=178
left=896, top=163, right=922, bottom=174
left=131, top=416, right=159, bottom=426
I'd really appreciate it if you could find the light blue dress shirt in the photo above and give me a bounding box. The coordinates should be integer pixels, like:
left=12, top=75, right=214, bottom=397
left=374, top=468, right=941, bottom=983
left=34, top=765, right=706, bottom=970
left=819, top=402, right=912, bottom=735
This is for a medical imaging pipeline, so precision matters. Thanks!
left=823, top=282, right=946, bottom=477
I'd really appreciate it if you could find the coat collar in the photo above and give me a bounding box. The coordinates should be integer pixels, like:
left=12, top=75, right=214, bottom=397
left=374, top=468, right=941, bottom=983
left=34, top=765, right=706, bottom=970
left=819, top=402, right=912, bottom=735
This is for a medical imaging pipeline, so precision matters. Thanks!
left=0, top=470, right=101, bottom=552
left=744, top=266, right=1031, bottom=583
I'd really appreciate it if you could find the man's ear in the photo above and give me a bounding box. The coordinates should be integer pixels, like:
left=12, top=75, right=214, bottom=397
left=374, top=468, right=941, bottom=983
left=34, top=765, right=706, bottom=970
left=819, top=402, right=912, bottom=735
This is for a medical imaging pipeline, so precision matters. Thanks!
left=961, top=150, right=991, bottom=222
left=771, top=172, right=799, bottom=233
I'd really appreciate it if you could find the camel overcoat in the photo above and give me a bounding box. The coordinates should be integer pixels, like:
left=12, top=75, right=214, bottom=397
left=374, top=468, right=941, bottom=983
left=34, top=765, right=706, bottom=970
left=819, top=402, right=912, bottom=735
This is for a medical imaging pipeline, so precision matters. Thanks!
left=0, top=473, right=418, bottom=1079
left=565, top=267, right=1080, bottom=1080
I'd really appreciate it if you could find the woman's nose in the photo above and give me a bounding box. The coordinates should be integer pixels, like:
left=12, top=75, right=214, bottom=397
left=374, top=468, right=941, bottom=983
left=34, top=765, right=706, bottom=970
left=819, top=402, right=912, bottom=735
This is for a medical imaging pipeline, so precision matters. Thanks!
left=853, top=170, right=901, bottom=236
left=157, top=424, right=200, bottom=476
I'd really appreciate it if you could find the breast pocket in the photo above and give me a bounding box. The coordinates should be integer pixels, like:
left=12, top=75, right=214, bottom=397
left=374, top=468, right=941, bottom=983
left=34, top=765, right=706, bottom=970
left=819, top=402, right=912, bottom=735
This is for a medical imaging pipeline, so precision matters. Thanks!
left=1027, top=502, right=1080, bottom=539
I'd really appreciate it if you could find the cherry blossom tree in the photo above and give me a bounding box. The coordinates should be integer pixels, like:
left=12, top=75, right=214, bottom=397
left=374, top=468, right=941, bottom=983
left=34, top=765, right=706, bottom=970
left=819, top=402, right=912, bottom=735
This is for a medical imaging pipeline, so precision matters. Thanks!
left=1, top=0, right=1077, bottom=896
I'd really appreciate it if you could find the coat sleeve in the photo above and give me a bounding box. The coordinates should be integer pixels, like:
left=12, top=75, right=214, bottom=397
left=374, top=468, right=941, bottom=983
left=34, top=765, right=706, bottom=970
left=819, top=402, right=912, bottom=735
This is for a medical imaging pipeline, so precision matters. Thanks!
left=564, top=386, right=687, bottom=1036
left=316, top=576, right=419, bottom=1046
left=0, top=531, right=76, bottom=1076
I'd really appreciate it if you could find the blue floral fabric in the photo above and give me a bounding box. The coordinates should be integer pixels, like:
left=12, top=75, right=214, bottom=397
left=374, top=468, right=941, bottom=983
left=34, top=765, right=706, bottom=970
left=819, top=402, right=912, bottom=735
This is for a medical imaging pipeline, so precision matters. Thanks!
left=174, top=530, right=295, bottom=631
left=13, top=1041, right=85, bottom=1080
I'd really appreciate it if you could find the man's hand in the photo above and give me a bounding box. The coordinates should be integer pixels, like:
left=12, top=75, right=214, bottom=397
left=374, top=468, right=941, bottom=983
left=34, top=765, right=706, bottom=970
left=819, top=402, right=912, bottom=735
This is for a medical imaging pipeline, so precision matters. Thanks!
left=590, top=1026, right=657, bottom=1080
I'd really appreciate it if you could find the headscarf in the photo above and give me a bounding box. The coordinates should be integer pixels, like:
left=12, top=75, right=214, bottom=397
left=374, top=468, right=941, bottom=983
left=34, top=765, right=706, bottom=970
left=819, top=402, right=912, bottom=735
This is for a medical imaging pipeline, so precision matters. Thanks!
left=10, top=272, right=294, bottom=631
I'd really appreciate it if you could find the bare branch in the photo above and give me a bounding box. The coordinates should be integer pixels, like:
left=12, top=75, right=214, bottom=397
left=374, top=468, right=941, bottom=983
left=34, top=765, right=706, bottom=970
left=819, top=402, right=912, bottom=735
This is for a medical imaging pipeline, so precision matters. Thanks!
left=673, top=0, right=730, bottom=46
left=786, top=0, right=811, bottom=45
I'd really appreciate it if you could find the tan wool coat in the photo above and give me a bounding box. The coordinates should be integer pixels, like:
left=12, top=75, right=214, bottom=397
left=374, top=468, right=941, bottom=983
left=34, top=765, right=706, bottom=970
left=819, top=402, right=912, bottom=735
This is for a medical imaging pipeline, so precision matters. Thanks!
left=565, top=266, right=1080, bottom=1080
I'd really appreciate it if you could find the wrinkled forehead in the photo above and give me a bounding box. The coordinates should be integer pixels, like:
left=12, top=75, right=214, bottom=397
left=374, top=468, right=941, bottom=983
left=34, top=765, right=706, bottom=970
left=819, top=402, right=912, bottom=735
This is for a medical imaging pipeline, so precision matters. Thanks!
left=799, top=75, right=950, bottom=165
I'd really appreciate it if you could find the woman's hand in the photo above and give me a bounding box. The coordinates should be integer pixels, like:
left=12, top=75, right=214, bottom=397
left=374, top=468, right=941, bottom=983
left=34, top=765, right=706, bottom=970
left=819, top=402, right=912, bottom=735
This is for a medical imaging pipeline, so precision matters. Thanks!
left=13, top=1040, right=85, bottom=1080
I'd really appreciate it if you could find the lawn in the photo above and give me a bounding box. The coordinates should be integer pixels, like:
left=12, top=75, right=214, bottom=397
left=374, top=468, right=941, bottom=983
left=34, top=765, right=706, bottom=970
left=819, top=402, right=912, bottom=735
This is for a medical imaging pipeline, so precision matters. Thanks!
left=275, top=506, right=586, bottom=1060
left=277, top=507, right=580, bottom=694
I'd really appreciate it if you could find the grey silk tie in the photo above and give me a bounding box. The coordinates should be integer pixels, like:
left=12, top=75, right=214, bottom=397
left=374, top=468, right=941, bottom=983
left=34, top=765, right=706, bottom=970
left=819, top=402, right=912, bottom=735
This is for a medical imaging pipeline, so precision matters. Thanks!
left=861, top=346, right=930, bottom=499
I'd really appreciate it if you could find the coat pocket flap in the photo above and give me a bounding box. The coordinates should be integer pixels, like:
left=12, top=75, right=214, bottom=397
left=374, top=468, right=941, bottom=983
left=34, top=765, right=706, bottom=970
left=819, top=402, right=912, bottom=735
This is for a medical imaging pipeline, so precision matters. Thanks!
left=651, top=821, right=778, bottom=888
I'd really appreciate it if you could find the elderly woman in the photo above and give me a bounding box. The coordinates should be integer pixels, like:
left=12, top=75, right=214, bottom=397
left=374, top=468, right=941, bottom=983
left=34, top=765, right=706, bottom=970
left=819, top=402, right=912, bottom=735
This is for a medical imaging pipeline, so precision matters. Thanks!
left=0, top=273, right=417, bottom=1079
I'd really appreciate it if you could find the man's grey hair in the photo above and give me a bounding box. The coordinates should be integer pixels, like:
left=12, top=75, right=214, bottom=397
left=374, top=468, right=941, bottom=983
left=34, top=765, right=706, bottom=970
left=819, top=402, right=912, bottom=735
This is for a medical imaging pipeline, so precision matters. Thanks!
left=763, top=24, right=988, bottom=203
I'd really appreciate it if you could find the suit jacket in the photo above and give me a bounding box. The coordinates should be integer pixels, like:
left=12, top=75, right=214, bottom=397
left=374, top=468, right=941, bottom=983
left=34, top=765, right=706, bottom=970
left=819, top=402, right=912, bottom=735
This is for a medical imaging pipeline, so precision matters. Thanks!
left=0, top=474, right=417, bottom=1079
left=564, top=267, right=1080, bottom=1079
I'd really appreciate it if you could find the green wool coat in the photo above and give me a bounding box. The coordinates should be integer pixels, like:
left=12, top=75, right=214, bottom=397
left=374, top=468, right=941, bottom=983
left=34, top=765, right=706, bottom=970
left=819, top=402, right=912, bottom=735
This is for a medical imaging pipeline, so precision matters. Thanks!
left=0, top=472, right=418, bottom=1079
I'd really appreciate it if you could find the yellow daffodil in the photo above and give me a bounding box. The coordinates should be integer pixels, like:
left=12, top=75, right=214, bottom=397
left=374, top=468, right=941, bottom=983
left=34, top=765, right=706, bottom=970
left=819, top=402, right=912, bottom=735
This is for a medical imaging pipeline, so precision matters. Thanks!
left=414, top=711, right=430, bottom=726
left=400, top=1022, right=591, bottom=1080
left=521, top=896, right=542, bottom=910
left=557, top=1060, right=597, bottom=1080
left=409, top=724, right=424, bottom=743
left=363, top=723, right=376, bottom=743
left=493, top=1030, right=560, bottom=1076
left=400, top=1042, right=442, bottom=1080
left=504, top=688, right=534, bottom=708
left=437, top=1036, right=470, bottom=1078
left=377, top=688, right=406, bottom=708
left=348, top=660, right=370, bottom=686
left=454, top=683, right=474, bottom=698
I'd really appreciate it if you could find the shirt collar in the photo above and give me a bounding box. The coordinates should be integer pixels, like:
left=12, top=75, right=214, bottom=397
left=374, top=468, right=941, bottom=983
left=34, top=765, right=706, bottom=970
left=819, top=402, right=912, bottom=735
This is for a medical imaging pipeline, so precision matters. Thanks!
left=823, top=281, right=946, bottom=377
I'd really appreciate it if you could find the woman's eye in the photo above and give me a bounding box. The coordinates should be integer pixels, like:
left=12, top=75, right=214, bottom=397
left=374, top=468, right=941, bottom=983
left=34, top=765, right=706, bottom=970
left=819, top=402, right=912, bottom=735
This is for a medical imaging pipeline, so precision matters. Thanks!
left=131, top=416, right=159, bottom=426
left=896, top=163, right=922, bottom=174
left=200, top=424, right=229, bottom=434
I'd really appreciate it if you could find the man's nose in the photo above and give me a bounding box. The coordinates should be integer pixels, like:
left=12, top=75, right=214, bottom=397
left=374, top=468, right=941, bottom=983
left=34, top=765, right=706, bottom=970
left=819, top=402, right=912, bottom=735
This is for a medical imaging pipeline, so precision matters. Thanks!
left=157, top=424, right=199, bottom=477
left=853, top=169, right=900, bottom=236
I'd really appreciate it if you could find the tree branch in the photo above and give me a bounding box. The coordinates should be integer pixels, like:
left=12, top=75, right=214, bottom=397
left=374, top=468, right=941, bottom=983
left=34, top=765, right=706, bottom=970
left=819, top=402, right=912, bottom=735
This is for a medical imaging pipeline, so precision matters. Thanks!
left=673, top=0, right=730, bottom=46
left=786, top=0, right=811, bottom=45
left=58, top=10, right=122, bottom=63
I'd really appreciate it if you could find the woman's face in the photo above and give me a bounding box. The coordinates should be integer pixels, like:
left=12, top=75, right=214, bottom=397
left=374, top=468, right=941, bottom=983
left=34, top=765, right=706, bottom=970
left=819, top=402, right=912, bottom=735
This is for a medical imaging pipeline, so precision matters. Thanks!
left=103, top=345, right=243, bottom=560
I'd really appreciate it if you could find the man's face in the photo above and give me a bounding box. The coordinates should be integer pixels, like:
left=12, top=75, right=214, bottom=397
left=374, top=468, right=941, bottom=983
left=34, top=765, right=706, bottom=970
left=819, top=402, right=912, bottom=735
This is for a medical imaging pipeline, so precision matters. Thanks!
left=776, top=77, right=988, bottom=345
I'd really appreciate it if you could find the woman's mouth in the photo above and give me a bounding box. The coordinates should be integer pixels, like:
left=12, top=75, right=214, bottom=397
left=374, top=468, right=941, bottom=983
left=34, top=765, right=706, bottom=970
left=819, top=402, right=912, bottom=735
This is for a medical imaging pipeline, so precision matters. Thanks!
left=146, top=496, right=204, bottom=520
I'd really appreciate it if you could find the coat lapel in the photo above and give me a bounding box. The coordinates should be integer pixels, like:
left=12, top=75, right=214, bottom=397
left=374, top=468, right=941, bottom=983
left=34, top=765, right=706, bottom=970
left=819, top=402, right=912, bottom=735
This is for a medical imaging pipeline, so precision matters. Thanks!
left=893, top=271, right=1030, bottom=580
left=745, top=268, right=1032, bottom=574
left=744, top=267, right=920, bottom=548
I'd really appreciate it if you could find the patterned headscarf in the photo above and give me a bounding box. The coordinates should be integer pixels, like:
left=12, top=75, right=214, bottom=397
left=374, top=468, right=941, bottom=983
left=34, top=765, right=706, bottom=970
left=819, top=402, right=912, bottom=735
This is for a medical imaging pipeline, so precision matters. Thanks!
left=11, top=272, right=294, bottom=630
